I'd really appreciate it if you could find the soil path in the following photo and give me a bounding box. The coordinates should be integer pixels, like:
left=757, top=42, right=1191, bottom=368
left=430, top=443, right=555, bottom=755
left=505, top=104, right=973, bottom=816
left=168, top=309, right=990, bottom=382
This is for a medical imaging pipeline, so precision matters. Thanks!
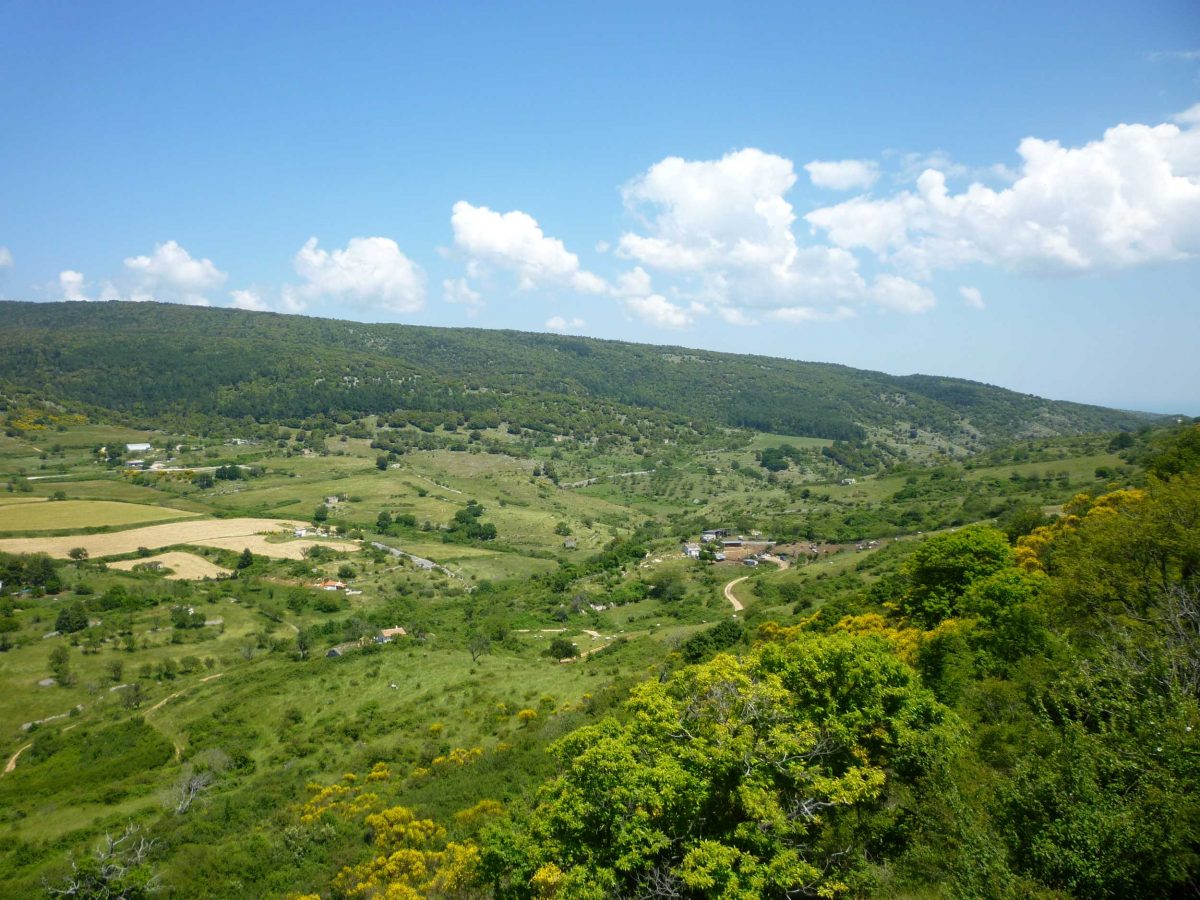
left=723, top=576, right=747, bottom=612
left=146, top=672, right=224, bottom=713
left=3, top=743, right=32, bottom=775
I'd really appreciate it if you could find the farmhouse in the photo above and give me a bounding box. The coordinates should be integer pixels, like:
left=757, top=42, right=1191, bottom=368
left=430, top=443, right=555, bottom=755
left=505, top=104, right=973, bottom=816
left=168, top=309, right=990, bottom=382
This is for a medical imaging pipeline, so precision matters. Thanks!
left=379, top=626, right=407, bottom=640
left=841, top=478, right=857, bottom=486
left=682, top=542, right=701, bottom=559
left=317, top=579, right=347, bottom=591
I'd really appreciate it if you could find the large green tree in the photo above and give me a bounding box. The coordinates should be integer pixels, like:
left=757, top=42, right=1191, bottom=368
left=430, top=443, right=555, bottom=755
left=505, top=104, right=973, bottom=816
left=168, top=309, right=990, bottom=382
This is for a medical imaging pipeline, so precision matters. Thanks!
left=482, top=632, right=957, bottom=898
left=899, top=525, right=1013, bottom=626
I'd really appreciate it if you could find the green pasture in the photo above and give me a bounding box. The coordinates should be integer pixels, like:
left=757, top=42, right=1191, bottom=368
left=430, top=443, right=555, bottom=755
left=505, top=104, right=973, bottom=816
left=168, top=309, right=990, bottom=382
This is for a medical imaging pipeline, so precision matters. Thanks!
left=0, top=499, right=201, bottom=533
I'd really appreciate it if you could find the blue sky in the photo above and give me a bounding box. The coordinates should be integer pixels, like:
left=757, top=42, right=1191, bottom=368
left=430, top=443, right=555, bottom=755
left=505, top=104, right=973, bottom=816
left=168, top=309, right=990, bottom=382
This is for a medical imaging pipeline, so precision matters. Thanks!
left=2, top=0, right=1198, bottom=413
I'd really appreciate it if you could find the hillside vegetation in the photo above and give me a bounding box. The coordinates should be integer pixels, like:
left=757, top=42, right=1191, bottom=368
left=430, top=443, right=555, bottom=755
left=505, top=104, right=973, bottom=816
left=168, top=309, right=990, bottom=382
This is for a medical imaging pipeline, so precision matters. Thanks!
left=0, top=301, right=1157, bottom=449
left=0, top=302, right=1194, bottom=899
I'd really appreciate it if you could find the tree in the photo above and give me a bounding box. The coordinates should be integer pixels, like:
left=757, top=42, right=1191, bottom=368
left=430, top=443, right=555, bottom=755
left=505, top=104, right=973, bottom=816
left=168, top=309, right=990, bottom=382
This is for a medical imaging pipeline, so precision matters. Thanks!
left=376, top=510, right=392, bottom=532
left=482, top=632, right=956, bottom=898
left=296, top=628, right=311, bottom=661
left=46, top=823, right=159, bottom=898
left=997, top=503, right=1049, bottom=543
left=468, top=632, right=491, bottom=663
left=121, top=683, right=145, bottom=710
left=547, top=637, right=578, bottom=659
left=67, top=547, right=88, bottom=563
left=554, top=521, right=572, bottom=536
left=55, top=602, right=88, bottom=634
left=105, top=659, right=124, bottom=684
left=312, top=505, right=328, bottom=524
left=899, top=525, right=1013, bottom=626
left=236, top=547, right=254, bottom=569
left=376, top=454, right=389, bottom=471
left=49, top=644, right=72, bottom=684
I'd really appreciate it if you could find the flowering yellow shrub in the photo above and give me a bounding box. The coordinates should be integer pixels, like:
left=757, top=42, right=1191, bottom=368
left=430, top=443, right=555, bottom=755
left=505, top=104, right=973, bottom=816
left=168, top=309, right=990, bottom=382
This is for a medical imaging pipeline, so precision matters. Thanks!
left=831, top=613, right=924, bottom=664
left=432, top=746, right=484, bottom=768
left=1016, top=486, right=1148, bottom=572
left=299, top=780, right=380, bottom=823
left=366, top=761, right=392, bottom=782
left=454, top=799, right=505, bottom=827
left=366, top=806, right=446, bottom=849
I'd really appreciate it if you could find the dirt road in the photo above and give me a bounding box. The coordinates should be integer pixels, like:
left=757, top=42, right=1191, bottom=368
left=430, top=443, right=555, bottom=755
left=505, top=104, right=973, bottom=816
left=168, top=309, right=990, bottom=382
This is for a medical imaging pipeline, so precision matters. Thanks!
left=723, top=576, right=747, bottom=611
left=3, top=743, right=32, bottom=776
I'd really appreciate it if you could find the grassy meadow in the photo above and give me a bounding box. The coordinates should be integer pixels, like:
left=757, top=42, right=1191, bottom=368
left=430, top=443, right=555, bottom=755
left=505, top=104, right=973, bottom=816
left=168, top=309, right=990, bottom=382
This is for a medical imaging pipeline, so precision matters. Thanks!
left=0, top=413, right=1157, bottom=897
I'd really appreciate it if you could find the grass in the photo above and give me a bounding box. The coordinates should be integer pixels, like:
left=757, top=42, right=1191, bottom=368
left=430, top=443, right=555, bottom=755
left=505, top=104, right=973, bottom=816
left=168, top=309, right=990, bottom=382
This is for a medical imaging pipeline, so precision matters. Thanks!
left=0, top=415, right=1149, bottom=898
left=0, top=500, right=201, bottom=533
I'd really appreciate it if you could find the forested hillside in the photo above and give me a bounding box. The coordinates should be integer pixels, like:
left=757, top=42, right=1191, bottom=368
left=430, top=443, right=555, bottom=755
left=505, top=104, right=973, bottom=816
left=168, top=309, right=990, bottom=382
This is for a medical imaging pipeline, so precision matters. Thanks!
left=0, top=301, right=1156, bottom=446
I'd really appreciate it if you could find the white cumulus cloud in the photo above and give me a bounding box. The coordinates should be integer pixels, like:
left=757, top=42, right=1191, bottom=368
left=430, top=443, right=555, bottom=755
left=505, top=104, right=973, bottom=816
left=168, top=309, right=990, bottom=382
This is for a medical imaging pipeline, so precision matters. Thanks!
left=545, top=315, right=586, bottom=333
left=767, top=305, right=857, bottom=323
left=230, top=288, right=270, bottom=312
left=871, top=275, right=936, bottom=314
left=807, top=109, right=1200, bottom=277
left=804, top=159, right=880, bottom=190
left=0, top=246, right=12, bottom=269
left=451, top=201, right=606, bottom=294
left=617, top=148, right=870, bottom=318
left=292, top=236, right=425, bottom=313
left=59, top=270, right=88, bottom=301
left=619, top=148, right=799, bottom=273
left=123, top=240, right=226, bottom=302
left=624, top=294, right=693, bottom=329
left=959, top=285, right=985, bottom=309
left=442, top=277, right=484, bottom=315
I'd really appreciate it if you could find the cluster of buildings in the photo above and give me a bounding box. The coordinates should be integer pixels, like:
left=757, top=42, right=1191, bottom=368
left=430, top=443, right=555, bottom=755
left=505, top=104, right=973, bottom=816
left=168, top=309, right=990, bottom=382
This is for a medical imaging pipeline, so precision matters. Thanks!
left=683, top=528, right=776, bottom=565
left=325, top=626, right=407, bottom=658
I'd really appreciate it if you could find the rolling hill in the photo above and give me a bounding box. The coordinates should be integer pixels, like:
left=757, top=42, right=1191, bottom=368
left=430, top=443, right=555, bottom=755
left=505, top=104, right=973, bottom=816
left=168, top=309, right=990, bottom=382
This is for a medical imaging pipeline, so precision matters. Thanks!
left=0, top=300, right=1157, bottom=446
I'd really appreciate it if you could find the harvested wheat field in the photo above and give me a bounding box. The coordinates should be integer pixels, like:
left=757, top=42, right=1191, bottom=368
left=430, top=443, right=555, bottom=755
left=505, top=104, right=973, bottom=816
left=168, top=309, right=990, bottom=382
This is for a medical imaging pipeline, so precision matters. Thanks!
left=109, top=551, right=233, bottom=580
left=194, top=534, right=359, bottom=559
left=0, top=517, right=309, bottom=559
left=0, top=499, right=200, bottom=532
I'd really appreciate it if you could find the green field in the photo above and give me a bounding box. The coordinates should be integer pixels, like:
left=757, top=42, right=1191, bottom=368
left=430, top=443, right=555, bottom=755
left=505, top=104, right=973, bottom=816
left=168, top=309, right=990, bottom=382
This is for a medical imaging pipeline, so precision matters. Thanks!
left=0, top=499, right=201, bottom=533
left=0, top=394, right=1188, bottom=899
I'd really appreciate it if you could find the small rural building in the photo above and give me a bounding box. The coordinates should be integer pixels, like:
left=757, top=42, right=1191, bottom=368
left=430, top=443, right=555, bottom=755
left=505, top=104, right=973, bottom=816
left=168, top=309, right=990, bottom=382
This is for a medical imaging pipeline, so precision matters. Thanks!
left=326, top=648, right=342, bottom=658
left=126, top=442, right=152, bottom=453
left=841, top=478, right=857, bottom=486
left=721, top=539, right=743, bottom=549
left=124, top=459, right=146, bottom=469
left=317, top=580, right=347, bottom=591
left=563, top=538, right=577, bottom=549
left=380, top=627, right=407, bottom=640
left=682, top=542, right=701, bottom=559
left=700, top=529, right=729, bottom=543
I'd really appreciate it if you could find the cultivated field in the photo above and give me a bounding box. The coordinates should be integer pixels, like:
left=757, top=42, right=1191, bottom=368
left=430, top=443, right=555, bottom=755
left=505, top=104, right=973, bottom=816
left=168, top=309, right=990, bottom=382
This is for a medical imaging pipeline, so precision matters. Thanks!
left=194, top=534, right=359, bottom=559
left=108, top=551, right=233, bottom=580
left=0, top=517, right=308, bottom=558
left=0, top=499, right=200, bottom=533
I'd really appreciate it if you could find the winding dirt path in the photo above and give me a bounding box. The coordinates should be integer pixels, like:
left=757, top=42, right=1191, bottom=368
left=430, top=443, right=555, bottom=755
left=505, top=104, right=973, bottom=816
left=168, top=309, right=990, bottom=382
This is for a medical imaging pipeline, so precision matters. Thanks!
left=723, top=576, right=747, bottom=612
left=3, top=743, right=32, bottom=776
left=146, top=672, right=224, bottom=713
